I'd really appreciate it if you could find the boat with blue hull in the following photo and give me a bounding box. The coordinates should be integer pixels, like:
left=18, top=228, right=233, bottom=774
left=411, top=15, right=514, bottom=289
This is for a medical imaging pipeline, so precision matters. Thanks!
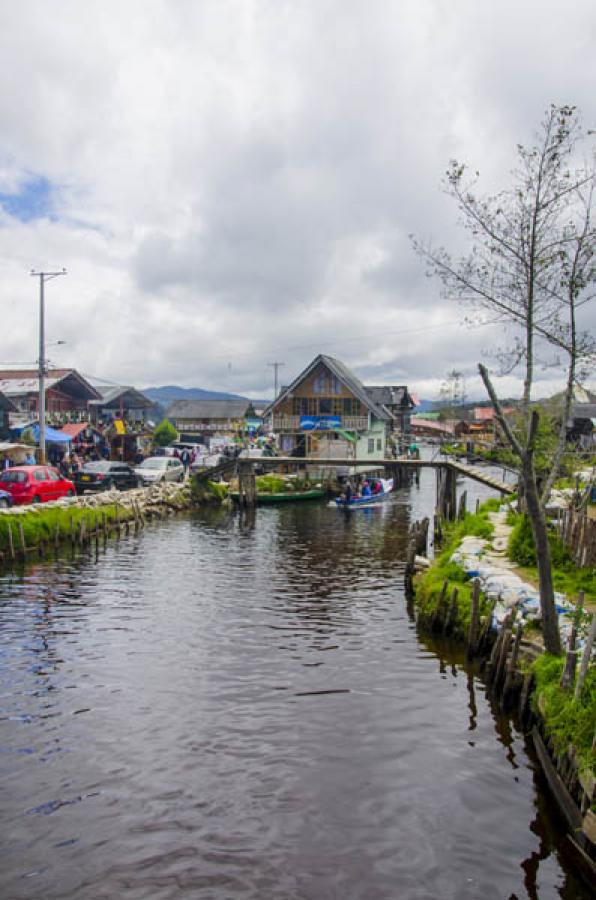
left=335, top=478, right=394, bottom=509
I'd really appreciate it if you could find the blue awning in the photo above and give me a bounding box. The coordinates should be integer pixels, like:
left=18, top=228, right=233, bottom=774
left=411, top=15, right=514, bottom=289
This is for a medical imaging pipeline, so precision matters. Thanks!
left=30, top=424, right=72, bottom=444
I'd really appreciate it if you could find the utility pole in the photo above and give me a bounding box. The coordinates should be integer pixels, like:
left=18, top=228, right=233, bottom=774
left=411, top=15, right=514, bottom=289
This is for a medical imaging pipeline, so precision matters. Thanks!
left=30, top=269, right=67, bottom=464
left=267, top=361, right=285, bottom=398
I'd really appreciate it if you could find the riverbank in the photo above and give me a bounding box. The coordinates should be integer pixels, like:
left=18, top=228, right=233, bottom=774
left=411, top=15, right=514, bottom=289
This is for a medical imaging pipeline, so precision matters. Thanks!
left=0, top=481, right=194, bottom=562
left=412, top=499, right=595, bottom=867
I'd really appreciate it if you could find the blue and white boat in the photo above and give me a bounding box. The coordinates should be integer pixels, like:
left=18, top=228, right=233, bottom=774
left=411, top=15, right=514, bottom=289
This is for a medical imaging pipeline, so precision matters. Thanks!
left=335, top=478, right=394, bottom=509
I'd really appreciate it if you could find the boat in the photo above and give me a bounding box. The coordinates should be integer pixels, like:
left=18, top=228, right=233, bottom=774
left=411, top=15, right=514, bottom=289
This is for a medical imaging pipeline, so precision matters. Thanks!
left=230, top=488, right=326, bottom=505
left=335, top=478, right=394, bottom=509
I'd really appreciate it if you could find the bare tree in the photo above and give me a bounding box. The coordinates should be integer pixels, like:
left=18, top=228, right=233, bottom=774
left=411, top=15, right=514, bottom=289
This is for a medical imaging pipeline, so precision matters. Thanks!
left=413, top=105, right=595, bottom=655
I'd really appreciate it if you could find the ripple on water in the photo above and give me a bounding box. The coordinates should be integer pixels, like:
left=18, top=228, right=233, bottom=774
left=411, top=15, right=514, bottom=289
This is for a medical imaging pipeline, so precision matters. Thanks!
left=0, top=482, right=591, bottom=900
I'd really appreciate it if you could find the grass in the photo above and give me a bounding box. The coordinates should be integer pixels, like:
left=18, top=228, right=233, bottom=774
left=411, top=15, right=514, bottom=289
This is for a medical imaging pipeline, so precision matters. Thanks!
left=508, top=514, right=596, bottom=603
left=414, top=501, right=497, bottom=634
left=254, top=474, right=313, bottom=494
left=0, top=504, right=132, bottom=552
left=532, top=653, right=596, bottom=779
left=190, top=478, right=229, bottom=504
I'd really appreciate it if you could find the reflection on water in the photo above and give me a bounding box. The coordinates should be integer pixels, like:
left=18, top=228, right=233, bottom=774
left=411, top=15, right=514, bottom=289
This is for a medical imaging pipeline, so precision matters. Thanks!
left=0, top=470, right=590, bottom=899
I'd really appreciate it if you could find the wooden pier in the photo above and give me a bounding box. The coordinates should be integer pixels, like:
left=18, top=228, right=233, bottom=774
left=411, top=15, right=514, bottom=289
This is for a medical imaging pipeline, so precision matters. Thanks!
left=194, top=455, right=516, bottom=514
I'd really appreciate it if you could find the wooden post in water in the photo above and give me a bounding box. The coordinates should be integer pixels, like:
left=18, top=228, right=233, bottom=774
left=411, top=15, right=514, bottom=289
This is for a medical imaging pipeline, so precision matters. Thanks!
left=238, top=462, right=257, bottom=508
left=494, top=625, right=513, bottom=691
left=457, top=490, right=467, bottom=520
left=466, top=579, right=481, bottom=659
left=477, top=599, right=496, bottom=654
left=431, top=580, right=449, bottom=631
left=443, top=587, right=459, bottom=636
left=18, top=522, right=26, bottom=558
left=7, top=523, right=15, bottom=561
left=502, top=623, right=524, bottom=708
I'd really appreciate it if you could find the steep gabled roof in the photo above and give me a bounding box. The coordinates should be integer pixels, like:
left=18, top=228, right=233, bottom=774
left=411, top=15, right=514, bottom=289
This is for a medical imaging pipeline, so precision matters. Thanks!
left=166, top=398, right=252, bottom=420
left=0, top=368, right=101, bottom=402
left=264, top=354, right=391, bottom=420
left=89, top=384, right=154, bottom=409
left=366, top=385, right=415, bottom=411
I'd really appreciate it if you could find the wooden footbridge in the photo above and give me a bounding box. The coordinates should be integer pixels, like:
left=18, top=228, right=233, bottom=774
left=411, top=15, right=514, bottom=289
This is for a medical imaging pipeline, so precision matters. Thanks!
left=195, top=455, right=516, bottom=517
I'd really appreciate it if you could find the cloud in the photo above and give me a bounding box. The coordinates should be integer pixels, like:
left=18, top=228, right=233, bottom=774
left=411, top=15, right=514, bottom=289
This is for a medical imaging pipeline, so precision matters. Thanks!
left=0, top=0, right=594, bottom=401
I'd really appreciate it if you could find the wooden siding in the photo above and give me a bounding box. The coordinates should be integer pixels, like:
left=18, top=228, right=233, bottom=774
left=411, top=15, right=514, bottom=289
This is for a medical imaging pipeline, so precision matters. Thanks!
left=274, top=362, right=366, bottom=418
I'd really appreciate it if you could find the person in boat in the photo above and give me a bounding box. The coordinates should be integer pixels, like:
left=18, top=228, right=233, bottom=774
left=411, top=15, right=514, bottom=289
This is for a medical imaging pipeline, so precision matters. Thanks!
left=372, top=479, right=382, bottom=495
left=361, top=480, right=371, bottom=497
left=344, top=479, right=353, bottom=502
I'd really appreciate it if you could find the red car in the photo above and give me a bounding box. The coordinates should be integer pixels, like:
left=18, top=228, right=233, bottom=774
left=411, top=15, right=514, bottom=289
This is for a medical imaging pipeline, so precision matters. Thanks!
left=0, top=466, right=76, bottom=505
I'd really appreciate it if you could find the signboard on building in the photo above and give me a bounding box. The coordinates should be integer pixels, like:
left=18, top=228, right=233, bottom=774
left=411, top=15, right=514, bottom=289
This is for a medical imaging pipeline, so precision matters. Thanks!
left=300, top=415, right=342, bottom=431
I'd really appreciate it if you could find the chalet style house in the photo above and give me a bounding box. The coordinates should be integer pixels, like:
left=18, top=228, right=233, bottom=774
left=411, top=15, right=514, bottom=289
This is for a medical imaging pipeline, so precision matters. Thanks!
left=0, top=369, right=101, bottom=426
left=89, top=385, right=154, bottom=425
left=264, top=355, right=392, bottom=460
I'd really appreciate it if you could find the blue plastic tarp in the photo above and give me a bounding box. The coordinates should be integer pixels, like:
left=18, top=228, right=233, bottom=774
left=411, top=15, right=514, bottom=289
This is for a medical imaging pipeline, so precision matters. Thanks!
left=31, top=424, right=72, bottom=444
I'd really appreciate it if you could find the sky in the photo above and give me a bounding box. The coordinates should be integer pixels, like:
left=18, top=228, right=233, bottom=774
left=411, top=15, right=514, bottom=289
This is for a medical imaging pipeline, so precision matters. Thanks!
left=0, top=0, right=594, bottom=402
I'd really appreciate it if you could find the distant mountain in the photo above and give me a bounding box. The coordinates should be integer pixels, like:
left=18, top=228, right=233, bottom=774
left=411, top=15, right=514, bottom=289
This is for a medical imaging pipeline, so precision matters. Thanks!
left=412, top=398, right=434, bottom=413
left=143, top=385, right=272, bottom=407
left=143, top=385, right=249, bottom=404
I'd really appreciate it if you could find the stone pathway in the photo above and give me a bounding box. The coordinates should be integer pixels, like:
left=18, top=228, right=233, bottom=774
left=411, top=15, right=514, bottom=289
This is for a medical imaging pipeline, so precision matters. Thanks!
left=450, top=508, right=574, bottom=640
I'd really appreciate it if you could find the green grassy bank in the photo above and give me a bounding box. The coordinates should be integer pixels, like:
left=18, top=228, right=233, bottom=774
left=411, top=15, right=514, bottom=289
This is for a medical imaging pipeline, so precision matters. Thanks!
left=0, top=504, right=135, bottom=554
left=414, top=498, right=595, bottom=795
left=414, top=498, right=499, bottom=634
left=531, top=654, right=595, bottom=781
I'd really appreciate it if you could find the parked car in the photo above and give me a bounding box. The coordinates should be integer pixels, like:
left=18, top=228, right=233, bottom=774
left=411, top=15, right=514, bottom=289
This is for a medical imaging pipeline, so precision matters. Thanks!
left=0, top=489, right=14, bottom=509
left=134, top=456, right=184, bottom=485
left=74, top=461, right=140, bottom=494
left=0, top=466, right=76, bottom=505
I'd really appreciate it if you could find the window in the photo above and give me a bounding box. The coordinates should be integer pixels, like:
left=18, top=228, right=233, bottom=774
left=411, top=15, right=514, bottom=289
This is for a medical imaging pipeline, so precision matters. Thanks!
left=368, top=439, right=375, bottom=454
left=343, top=398, right=363, bottom=416
left=319, top=398, right=332, bottom=414
left=35, top=470, right=47, bottom=481
left=47, top=469, right=60, bottom=481
left=376, top=439, right=382, bottom=451
left=313, top=370, right=342, bottom=394
left=0, top=470, right=26, bottom=483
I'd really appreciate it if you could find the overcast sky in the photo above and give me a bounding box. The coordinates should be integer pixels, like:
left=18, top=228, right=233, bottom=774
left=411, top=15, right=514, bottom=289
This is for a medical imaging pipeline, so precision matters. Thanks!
left=0, top=0, right=594, bottom=401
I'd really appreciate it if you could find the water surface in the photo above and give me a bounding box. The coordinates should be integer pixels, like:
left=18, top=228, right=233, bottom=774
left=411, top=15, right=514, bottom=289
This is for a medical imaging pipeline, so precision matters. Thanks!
left=0, top=471, right=589, bottom=899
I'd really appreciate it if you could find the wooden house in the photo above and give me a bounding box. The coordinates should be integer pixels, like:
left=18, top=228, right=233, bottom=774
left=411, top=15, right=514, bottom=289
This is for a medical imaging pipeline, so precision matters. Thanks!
left=0, top=368, right=101, bottom=425
left=263, top=355, right=391, bottom=460
left=165, top=399, right=253, bottom=443
left=365, top=385, right=416, bottom=435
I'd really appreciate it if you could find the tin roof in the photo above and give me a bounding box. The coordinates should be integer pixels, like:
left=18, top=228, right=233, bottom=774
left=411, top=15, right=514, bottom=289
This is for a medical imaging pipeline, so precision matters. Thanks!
left=0, top=369, right=101, bottom=401
left=89, top=384, right=154, bottom=409
left=166, top=399, right=252, bottom=420
left=264, top=355, right=390, bottom=421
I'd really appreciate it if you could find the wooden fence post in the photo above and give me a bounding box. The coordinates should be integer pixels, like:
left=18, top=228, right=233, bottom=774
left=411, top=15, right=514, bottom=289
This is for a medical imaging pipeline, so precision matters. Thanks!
left=466, top=579, right=481, bottom=659
left=575, top=615, right=595, bottom=701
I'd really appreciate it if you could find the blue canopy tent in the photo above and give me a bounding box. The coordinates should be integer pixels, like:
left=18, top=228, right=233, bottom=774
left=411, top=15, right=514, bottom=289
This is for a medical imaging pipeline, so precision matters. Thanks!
left=30, top=424, right=72, bottom=444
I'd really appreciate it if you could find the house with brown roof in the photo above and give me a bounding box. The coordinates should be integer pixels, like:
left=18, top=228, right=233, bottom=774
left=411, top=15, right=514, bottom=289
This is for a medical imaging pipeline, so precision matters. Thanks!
left=263, top=354, right=391, bottom=460
left=0, top=369, right=101, bottom=425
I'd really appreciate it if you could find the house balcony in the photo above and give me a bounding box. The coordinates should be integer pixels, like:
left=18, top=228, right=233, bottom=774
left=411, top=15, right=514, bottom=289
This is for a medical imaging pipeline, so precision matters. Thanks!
left=272, top=415, right=368, bottom=432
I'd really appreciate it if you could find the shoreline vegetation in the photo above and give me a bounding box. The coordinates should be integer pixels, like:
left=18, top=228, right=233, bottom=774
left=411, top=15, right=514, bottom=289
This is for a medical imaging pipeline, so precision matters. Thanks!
left=0, top=481, right=194, bottom=561
left=413, top=498, right=595, bottom=810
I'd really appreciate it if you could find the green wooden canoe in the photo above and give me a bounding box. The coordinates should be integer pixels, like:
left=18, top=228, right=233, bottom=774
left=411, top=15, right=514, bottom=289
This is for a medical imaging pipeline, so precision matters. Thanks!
left=230, top=488, right=326, bottom=504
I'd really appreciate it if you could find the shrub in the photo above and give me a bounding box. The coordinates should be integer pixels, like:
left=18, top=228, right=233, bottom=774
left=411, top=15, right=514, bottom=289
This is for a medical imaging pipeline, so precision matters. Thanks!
left=508, top=514, right=573, bottom=568
left=153, top=418, right=178, bottom=447
left=532, top=653, right=596, bottom=777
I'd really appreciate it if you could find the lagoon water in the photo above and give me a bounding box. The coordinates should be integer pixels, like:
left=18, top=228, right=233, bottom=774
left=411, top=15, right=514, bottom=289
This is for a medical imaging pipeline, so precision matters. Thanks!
left=0, top=469, right=590, bottom=899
